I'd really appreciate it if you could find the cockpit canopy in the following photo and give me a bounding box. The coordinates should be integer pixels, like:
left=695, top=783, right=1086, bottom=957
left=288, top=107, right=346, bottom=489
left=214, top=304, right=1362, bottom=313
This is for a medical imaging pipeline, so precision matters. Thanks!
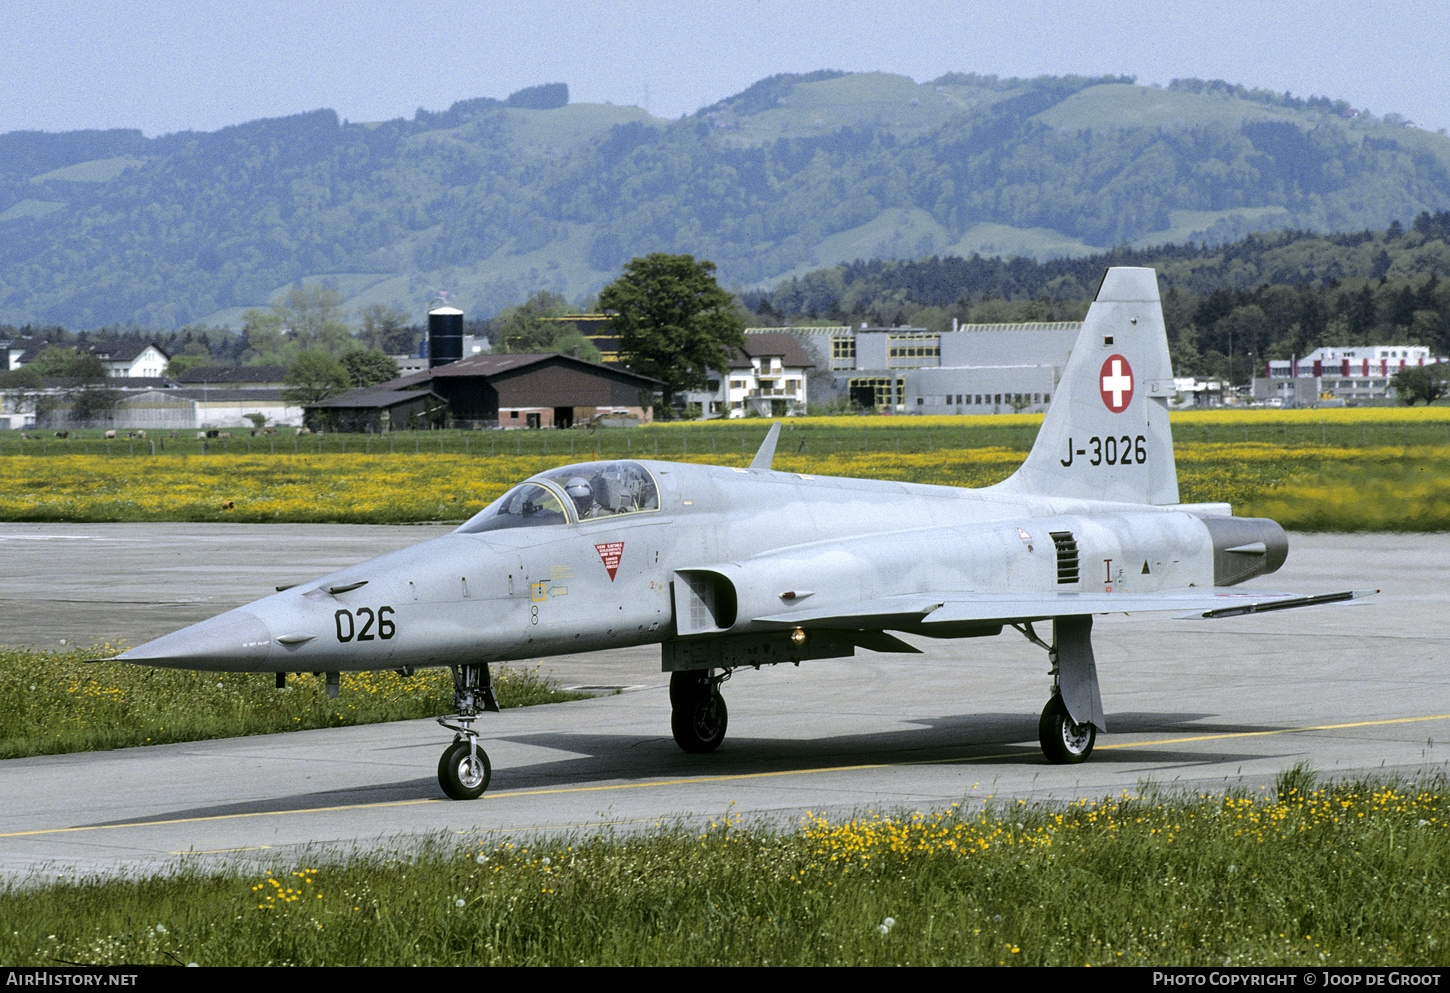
left=456, top=461, right=660, bottom=533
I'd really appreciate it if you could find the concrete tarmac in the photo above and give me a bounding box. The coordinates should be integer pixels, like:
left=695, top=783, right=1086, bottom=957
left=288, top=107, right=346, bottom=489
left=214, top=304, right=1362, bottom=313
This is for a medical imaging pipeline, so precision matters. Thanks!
left=0, top=523, right=1446, bottom=883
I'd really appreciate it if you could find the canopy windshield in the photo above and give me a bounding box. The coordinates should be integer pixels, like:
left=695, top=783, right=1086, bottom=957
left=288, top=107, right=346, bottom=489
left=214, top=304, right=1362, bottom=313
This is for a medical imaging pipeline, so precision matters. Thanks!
left=456, top=483, right=567, bottom=533
left=456, top=460, right=659, bottom=533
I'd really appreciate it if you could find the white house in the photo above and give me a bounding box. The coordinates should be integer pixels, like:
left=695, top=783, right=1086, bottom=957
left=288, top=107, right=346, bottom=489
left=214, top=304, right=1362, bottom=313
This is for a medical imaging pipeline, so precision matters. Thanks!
left=686, top=333, right=816, bottom=418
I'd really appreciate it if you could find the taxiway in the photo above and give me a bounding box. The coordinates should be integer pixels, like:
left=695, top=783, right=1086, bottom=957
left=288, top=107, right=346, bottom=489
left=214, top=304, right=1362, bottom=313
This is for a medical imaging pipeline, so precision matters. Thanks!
left=0, top=524, right=1444, bottom=882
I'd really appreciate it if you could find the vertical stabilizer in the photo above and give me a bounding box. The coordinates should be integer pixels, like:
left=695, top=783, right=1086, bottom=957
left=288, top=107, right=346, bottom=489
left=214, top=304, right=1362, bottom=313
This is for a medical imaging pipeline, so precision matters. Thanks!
left=990, top=267, right=1179, bottom=505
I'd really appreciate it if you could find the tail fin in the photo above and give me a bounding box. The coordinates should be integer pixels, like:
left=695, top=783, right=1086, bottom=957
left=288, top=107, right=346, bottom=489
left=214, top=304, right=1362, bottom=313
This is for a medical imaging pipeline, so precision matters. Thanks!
left=991, top=267, right=1179, bottom=505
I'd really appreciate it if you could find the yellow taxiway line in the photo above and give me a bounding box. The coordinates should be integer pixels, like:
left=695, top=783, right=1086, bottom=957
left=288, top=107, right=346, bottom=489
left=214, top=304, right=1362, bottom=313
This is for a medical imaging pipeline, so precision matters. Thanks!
left=4, top=713, right=1446, bottom=840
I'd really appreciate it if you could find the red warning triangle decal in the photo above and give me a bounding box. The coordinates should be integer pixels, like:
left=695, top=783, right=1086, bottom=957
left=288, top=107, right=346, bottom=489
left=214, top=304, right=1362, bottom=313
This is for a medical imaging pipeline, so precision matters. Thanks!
left=594, top=542, right=624, bottom=581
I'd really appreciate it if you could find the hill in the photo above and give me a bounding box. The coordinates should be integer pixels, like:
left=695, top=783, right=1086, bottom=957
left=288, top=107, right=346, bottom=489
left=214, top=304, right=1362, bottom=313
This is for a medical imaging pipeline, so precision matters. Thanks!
left=2, top=72, right=1450, bottom=329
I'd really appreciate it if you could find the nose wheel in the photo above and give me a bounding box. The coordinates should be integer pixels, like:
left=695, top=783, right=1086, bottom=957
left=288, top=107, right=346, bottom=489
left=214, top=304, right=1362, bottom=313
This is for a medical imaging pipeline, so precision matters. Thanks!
left=436, top=663, right=500, bottom=799
left=438, top=737, right=492, bottom=799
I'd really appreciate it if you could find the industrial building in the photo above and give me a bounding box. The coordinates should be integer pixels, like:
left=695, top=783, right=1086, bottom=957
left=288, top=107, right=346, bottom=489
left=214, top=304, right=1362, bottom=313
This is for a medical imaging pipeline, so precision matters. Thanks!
left=762, top=322, right=1083, bottom=414
left=1254, top=345, right=1448, bottom=405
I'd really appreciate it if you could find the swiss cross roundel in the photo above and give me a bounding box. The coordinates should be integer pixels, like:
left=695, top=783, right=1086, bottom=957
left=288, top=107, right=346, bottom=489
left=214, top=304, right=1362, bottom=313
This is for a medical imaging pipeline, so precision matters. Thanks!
left=1099, top=354, right=1134, bottom=413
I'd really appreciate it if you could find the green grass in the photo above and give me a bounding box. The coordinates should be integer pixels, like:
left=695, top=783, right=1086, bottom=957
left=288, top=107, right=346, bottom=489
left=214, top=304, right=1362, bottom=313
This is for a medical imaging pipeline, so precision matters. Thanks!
left=0, top=644, right=588, bottom=760
left=2, top=771, right=1445, bottom=966
left=1037, top=82, right=1306, bottom=133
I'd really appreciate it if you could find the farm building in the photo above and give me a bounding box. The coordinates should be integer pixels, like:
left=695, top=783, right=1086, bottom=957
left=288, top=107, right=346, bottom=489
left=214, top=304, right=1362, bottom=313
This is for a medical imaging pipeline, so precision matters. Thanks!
left=305, top=353, right=661, bottom=431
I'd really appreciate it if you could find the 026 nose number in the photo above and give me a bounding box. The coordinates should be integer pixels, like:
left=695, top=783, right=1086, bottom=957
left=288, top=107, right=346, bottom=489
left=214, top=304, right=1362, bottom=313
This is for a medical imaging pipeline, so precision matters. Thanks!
left=334, top=606, right=397, bottom=642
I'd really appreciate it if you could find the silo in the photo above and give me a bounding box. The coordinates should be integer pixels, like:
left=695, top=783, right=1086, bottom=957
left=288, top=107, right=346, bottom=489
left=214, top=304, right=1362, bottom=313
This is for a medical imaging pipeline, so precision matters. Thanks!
left=428, top=305, right=464, bottom=368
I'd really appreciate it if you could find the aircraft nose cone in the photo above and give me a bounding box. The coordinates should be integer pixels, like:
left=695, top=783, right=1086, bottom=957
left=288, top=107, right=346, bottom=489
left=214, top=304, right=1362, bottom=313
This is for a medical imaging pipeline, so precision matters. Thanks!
left=117, top=609, right=274, bottom=670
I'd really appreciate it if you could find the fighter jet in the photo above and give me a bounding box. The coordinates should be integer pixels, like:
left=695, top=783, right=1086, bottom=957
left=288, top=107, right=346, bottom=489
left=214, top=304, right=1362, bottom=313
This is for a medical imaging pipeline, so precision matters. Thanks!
left=117, top=267, right=1366, bottom=799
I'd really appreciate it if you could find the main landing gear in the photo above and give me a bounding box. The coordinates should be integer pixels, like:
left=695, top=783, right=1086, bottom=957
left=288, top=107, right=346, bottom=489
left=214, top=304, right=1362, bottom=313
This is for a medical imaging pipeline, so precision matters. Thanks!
left=1038, top=694, right=1095, bottom=763
left=1012, top=615, right=1105, bottom=764
left=436, top=663, right=500, bottom=799
left=669, top=669, right=729, bottom=753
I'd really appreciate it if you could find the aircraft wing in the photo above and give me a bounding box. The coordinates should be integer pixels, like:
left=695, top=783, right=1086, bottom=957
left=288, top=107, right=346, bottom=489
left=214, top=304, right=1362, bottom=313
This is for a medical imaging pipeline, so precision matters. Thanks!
left=753, top=588, right=1372, bottom=629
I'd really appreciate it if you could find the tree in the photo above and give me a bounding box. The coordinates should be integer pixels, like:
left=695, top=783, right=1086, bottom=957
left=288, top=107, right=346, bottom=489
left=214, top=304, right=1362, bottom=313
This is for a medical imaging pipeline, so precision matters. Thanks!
left=340, top=348, right=400, bottom=388
left=241, top=286, right=352, bottom=364
left=0, top=365, right=50, bottom=423
left=27, top=346, right=106, bottom=379
left=358, top=303, right=414, bottom=353
left=23, top=346, right=117, bottom=425
left=274, top=284, right=351, bottom=354
left=284, top=351, right=351, bottom=407
left=490, top=291, right=568, bottom=352
left=597, top=254, right=745, bottom=414
left=1391, top=364, right=1450, bottom=406
left=164, top=354, right=212, bottom=379
left=489, top=291, right=602, bottom=363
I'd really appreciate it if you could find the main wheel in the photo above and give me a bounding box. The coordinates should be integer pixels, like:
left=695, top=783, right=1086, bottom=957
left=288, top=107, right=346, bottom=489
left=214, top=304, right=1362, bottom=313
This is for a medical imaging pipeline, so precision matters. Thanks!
left=669, top=669, right=712, bottom=708
left=672, top=692, right=728, bottom=753
left=438, top=739, right=492, bottom=799
left=1038, top=695, right=1095, bottom=764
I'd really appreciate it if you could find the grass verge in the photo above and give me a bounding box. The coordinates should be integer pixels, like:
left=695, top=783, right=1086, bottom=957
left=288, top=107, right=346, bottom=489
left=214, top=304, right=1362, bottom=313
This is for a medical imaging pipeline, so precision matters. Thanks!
left=2, top=770, right=1445, bottom=966
left=0, top=644, right=588, bottom=760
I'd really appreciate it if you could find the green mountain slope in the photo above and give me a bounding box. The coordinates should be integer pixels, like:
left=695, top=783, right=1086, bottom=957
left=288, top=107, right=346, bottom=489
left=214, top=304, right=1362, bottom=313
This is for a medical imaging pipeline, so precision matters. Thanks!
left=2, top=72, right=1449, bottom=329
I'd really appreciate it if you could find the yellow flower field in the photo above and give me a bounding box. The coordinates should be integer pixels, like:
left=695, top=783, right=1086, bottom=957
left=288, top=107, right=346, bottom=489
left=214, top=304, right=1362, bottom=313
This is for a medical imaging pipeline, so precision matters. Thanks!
left=3, top=425, right=1449, bottom=530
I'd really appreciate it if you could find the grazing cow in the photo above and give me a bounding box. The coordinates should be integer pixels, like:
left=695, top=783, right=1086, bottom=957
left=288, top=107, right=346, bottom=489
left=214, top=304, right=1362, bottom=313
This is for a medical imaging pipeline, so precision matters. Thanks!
left=54, top=431, right=69, bottom=439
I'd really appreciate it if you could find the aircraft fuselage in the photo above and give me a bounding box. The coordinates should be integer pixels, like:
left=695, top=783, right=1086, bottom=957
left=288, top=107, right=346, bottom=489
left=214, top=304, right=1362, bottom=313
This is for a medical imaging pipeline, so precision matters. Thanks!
left=129, top=457, right=1273, bottom=675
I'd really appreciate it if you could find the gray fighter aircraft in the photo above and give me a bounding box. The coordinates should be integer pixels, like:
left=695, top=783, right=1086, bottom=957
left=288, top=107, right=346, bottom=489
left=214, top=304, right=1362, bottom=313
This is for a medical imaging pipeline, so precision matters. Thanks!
left=117, top=267, right=1366, bottom=798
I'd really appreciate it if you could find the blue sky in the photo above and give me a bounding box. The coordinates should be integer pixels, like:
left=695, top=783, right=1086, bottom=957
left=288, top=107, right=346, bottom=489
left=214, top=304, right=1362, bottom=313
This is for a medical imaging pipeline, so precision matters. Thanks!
left=5, top=0, right=1447, bottom=136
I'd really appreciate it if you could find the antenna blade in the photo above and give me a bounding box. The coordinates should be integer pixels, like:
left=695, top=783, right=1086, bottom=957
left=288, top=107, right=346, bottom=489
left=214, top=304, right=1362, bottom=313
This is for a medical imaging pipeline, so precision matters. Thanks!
left=749, top=422, right=781, bottom=471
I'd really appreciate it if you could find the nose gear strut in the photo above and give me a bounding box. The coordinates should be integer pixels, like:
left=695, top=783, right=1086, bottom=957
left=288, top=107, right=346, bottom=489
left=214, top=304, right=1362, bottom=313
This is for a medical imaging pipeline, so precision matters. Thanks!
left=436, top=663, right=500, bottom=799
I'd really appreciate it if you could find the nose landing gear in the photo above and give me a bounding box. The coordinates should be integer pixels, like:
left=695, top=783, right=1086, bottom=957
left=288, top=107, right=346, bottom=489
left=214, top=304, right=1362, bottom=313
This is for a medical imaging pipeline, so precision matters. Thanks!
left=436, top=663, right=500, bottom=799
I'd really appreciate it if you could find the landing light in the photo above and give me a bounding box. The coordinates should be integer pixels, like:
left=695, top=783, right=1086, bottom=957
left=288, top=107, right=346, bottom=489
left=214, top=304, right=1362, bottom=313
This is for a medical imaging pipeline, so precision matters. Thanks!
left=790, top=627, right=807, bottom=647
